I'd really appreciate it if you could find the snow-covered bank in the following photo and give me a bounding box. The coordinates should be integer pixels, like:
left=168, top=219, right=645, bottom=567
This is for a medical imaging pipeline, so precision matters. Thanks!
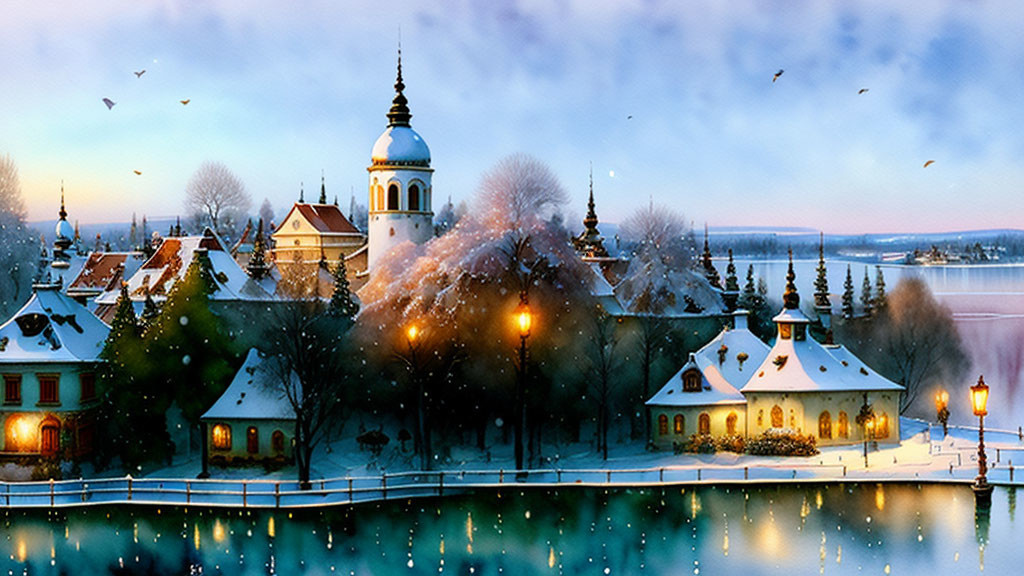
left=0, top=418, right=1021, bottom=509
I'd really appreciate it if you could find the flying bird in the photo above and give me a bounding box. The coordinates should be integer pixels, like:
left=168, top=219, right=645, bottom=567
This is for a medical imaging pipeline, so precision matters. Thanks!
left=858, top=88, right=869, bottom=94
left=923, top=160, right=935, bottom=168
left=627, top=115, right=633, bottom=120
left=102, top=98, right=116, bottom=110
left=134, top=70, right=146, bottom=78
left=180, top=99, right=190, bottom=105
left=133, top=170, right=142, bottom=175
left=772, top=69, right=784, bottom=83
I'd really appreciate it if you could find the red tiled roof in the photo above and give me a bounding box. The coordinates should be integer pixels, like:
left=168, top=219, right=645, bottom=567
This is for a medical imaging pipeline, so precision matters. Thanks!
left=67, top=253, right=129, bottom=291
left=282, top=203, right=361, bottom=234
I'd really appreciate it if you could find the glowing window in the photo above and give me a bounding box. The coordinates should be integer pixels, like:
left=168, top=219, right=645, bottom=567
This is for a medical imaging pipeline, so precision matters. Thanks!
left=726, top=412, right=738, bottom=435
left=658, top=415, right=668, bottom=436
left=698, top=413, right=710, bottom=435
left=819, top=411, right=832, bottom=439
left=247, top=427, right=259, bottom=454
left=771, top=405, right=783, bottom=428
left=4, top=415, right=32, bottom=452
left=212, top=423, right=232, bottom=451
left=838, top=411, right=849, bottom=438
left=673, top=414, right=684, bottom=435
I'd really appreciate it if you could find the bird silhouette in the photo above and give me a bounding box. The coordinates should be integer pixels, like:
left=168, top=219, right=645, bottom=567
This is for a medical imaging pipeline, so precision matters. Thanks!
left=102, top=98, right=116, bottom=110
left=627, top=115, right=633, bottom=120
left=923, top=160, right=935, bottom=168
left=772, top=69, right=784, bottom=83
left=180, top=99, right=190, bottom=105
left=133, top=170, right=142, bottom=175
left=134, top=70, right=146, bottom=78
left=858, top=88, right=869, bottom=94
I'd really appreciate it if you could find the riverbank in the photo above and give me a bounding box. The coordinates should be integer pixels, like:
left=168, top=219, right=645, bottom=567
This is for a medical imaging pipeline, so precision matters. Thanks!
left=2, top=418, right=1023, bottom=509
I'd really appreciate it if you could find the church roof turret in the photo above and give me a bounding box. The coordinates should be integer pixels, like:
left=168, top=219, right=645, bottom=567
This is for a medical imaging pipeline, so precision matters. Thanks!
left=783, top=248, right=800, bottom=310
left=386, top=48, right=412, bottom=127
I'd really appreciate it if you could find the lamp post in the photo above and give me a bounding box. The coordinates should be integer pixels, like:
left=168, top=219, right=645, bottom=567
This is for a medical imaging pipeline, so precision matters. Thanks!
left=514, top=295, right=532, bottom=474
left=970, top=375, right=993, bottom=508
left=935, top=390, right=950, bottom=438
left=865, top=418, right=875, bottom=468
left=405, top=324, right=430, bottom=471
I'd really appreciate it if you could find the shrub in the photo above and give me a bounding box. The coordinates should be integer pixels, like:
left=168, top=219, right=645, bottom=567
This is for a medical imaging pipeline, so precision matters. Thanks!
left=715, top=434, right=747, bottom=453
left=744, top=429, right=819, bottom=457
left=684, top=433, right=717, bottom=454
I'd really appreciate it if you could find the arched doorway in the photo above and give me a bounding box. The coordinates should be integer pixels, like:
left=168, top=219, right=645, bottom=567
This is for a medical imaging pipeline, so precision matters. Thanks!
left=246, top=427, right=259, bottom=454
left=698, top=413, right=711, bottom=435
left=726, top=412, right=738, bottom=435
left=838, top=411, right=849, bottom=438
left=770, top=405, right=784, bottom=428
left=819, top=411, right=832, bottom=439
left=40, top=418, right=60, bottom=457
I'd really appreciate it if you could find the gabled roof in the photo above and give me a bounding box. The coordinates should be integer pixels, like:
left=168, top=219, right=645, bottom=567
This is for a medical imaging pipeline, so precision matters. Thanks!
left=0, top=285, right=109, bottom=363
left=201, top=348, right=296, bottom=421
left=741, top=306, right=904, bottom=394
left=95, top=228, right=274, bottom=304
left=276, top=203, right=362, bottom=235
left=66, top=252, right=145, bottom=295
left=692, top=314, right=771, bottom=392
left=647, top=353, right=746, bottom=407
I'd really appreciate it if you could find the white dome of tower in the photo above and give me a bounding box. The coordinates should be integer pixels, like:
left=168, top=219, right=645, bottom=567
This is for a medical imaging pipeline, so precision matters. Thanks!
left=371, top=125, right=430, bottom=166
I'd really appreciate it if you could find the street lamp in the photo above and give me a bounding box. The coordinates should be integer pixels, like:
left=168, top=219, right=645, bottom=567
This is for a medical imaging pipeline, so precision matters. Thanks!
left=865, top=418, right=875, bottom=468
left=514, top=296, right=532, bottom=474
left=405, top=323, right=430, bottom=471
left=970, top=375, right=993, bottom=508
left=935, top=390, right=950, bottom=437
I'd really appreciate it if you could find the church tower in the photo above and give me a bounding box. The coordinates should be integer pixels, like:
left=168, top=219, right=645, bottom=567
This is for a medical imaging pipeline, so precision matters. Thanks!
left=367, top=50, right=434, bottom=270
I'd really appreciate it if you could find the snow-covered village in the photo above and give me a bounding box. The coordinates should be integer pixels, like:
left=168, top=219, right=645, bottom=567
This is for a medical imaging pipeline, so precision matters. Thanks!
left=3, top=2, right=1024, bottom=574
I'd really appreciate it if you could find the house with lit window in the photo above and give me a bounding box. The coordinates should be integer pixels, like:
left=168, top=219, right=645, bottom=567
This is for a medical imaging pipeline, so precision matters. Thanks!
left=647, top=260, right=903, bottom=449
left=272, top=181, right=367, bottom=271
left=647, top=311, right=770, bottom=449
left=0, top=282, right=109, bottom=460
left=200, top=348, right=295, bottom=466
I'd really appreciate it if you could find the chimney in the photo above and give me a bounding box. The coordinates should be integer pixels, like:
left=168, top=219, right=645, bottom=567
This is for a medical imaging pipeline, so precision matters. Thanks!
left=733, top=309, right=749, bottom=331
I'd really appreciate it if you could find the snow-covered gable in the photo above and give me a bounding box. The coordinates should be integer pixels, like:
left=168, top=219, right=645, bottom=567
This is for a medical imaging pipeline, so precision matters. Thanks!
left=0, top=285, right=109, bottom=363
left=647, top=353, right=746, bottom=408
left=692, top=312, right=771, bottom=392
left=201, top=349, right=296, bottom=421
left=741, top=306, right=904, bottom=394
left=96, top=228, right=273, bottom=305
left=67, top=251, right=146, bottom=300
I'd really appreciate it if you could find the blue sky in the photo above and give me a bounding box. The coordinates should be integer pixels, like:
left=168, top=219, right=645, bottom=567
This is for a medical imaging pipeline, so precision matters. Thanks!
left=2, top=0, right=1023, bottom=234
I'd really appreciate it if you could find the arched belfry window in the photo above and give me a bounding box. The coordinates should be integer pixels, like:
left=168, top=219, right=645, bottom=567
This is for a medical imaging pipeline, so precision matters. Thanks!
left=408, top=183, right=420, bottom=211
left=387, top=183, right=400, bottom=211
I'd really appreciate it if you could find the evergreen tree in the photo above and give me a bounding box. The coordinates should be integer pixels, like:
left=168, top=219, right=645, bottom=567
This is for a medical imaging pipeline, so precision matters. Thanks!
left=701, top=226, right=721, bottom=289
left=108, top=285, right=138, bottom=341
left=722, top=249, right=739, bottom=311
left=140, top=293, right=160, bottom=333
left=247, top=218, right=270, bottom=280
left=873, top=266, right=887, bottom=311
left=328, top=258, right=360, bottom=322
left=813, top=235, right=830, bottom=309
left=860, top=266, right=873, bottom=317
left=842, top=264, right=855, bottom=318
left=739, top=264, right=757, bottom=309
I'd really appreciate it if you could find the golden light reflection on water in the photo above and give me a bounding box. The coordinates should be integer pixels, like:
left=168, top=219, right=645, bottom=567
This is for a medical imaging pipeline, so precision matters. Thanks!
left=875, top=484, right=886, bottom=511
left=268, top=516, right=276, bottom=539
left=466, top=512, right=474, bottom=554
left=213, top=519, right=226, bottom=543
left=548, top=546, right=556, bottom=568
left=193, top=523, right=200, bottom=550
left=16, top=539, right=26, bottom=563
left=690, top=491, right=702, bottom=519
left=815, top=490, right=823, bottom=510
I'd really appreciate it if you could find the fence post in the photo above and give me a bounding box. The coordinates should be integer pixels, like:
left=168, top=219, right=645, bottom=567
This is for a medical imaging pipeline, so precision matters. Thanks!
left=606, top=471, right=611, bottom=484
left=660, top=468, right=664, bottom=483
left=348, top=478, right=353, bottom=503
left=50, top=479, right=55, bottom=507
left=82, top=483, right=88, bottom=503
left=744, top=467, right=748, bottom=480
left=843, top=465, right=847, bottom=477
left=186, top=481, right=191, bottom=505
left=275, top=483, right=280, bottom=508
left=499, top=469, right=504, bottom=484
left=557, top=470, right=562, bottom=483
left=382, top=473, right=387, bottom=500
left=127, top=475, right=133, bottom=501
left=243, top=482, right=247, bottom=508
left=439, top=472, right=444, bottom=497
left=697, top=469, right=701, bottom=482
left=6, top=483, right=9, bottom=507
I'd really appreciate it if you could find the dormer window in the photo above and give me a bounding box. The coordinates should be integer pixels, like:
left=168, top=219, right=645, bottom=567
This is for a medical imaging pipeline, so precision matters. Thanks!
left=682, top=368, right=702, bottom=392
left=779, top=323, right=792, bottom=340
left=15, top=314, right=49, bottom=337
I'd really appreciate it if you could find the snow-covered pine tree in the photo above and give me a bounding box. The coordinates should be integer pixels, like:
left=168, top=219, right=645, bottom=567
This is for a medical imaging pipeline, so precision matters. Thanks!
left=107, top=284, right=138, bottom=343
left=842, top=264, right=855, bottom=318
left=873, top=266, right=887, bottom=312
left=739, top=264, right=757, bottom=309
left=247, top=218, right=270, bottom=280
left=861, top=267, right=873, bottom=317
left=723, top=249, right=739, bottom=311
left=813, top=234, right=830, bottom=309
left=701, top=225, right=722, bottom=289
left=329, top=258, right=359, bottom=322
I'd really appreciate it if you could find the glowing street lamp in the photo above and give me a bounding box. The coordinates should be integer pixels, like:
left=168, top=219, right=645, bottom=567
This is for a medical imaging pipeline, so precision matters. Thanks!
left=935, top=390, right=950, bottom=437
left=970, top=375, right=993, bottom=508
left=404, top=323, right=430, bottom=470
left=513, top=296, right=533, bottom=474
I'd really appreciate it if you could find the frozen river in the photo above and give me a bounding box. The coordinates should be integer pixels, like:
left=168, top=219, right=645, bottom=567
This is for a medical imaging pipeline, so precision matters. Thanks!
left=0, top=483, right=1014, bottom=575
left=739, top=259, right=1024, bottom=430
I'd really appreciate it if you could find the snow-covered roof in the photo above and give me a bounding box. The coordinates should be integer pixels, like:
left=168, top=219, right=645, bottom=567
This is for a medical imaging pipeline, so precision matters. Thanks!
left=692, top=313, right=771, bottom=391
left=772, top=307, right=811, bottom=324
left=95, top=229, right=274, bottom=304
left=614, top=268, right=725, bottom=318
left=275, top=203, right=363, bottom=236
left=201, top=348, right=296, bottom=421
left=0, top=285, right=109, bottom=364
left=66, top=251, right=146, bottom=297
left=371, top=125, right=431, bottom=166
left=647, top=353, right=746, bottom=407
left=741, top=307, right=904, bottom=394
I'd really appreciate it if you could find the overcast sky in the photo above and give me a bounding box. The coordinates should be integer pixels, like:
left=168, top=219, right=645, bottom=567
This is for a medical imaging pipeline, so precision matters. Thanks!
left=2, top=0, right=1022, bottom=234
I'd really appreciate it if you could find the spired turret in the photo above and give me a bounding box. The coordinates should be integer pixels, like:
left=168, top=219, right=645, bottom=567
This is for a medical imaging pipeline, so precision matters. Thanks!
left=367, top=49, right=434, bottom=270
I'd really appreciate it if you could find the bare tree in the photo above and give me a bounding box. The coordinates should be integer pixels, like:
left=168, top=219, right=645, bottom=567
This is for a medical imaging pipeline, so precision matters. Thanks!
left=584, top=308, right=622, bottom=460
left=258, top=198, right=275, bottom=231
left=0, top=154, right=34, bottom=316
left=477, top=153, right=568, bottom=231
left=184, top=161, right=251, bottom=240
left=262, top=297, right=355, bottom=489
left=840, top=277, right=969, bottom=415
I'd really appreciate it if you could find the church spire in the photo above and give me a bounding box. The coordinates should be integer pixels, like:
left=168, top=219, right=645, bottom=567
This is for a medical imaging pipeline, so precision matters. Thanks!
left=319, top=170, right=327, bottom=204
left=583, top=163, right=598, bottom=231
left=783, top=247, right=800, bottom=309
left=386, top=45, right=412, bottom=127
left=299, top=182, right=304, bottom=203
left=58, top=181, right=68, bottom=222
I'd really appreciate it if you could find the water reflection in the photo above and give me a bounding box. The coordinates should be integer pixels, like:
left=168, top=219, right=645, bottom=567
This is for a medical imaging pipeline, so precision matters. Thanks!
left=0, top=484, right=1017, bottom=574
